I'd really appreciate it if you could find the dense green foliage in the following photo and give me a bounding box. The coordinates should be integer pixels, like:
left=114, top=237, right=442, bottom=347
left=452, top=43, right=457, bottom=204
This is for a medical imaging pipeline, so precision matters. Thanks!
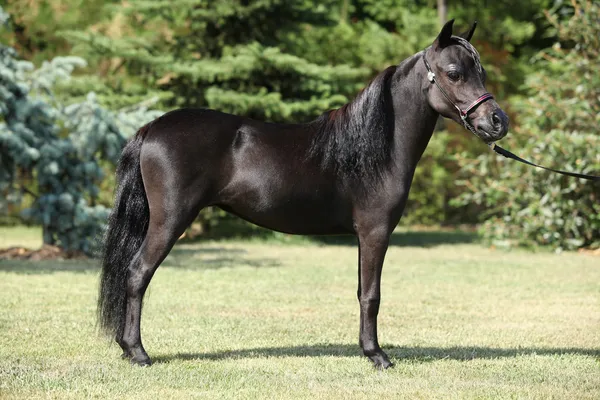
left=454, top=0, right=600, bottom=250
left=1, top=0, right=597, bottom=250
left=0, top=7, right=161, bottom=253
left=0, top=41, right=109, bottom=252
left=60, top=0, right=369, bottom=121
left=0, top=0, right=114, bottom=64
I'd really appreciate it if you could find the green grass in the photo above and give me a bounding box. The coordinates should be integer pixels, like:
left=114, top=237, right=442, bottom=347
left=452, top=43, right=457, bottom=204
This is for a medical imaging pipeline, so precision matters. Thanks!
left=0, top=225, right=43, bottom=249
left=0, top=226, right=599, bottom=399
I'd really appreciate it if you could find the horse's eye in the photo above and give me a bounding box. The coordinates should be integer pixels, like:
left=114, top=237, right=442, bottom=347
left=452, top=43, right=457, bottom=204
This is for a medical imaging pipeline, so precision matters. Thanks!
left=447, top=70, right=460, bottom=81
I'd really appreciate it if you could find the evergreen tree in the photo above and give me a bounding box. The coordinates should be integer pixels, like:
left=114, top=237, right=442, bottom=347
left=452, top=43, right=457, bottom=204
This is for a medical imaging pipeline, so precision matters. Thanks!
left=61, top=0, right=369, bottom=122
left=0, top=7, right=161, bottom=253
left=0, top=0, right=117, bottom=64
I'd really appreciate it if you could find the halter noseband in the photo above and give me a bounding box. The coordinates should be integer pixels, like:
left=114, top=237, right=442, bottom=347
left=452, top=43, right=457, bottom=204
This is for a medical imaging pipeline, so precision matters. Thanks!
left=422, top=48, right=494, bottom=136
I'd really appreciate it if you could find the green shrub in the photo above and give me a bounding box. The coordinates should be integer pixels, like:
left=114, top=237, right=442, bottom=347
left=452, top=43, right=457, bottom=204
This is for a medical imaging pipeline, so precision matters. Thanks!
left=453, top=0, right=600, bottom=250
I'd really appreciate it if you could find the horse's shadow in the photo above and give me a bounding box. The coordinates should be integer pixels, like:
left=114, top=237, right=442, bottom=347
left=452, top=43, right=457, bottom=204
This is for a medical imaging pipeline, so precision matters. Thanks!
left=0, top=246, right=279, bottom=274
left=310, top=230, right=477, bottom=247
left=163, top=246, right=281, bottom=270
left=152, top=344, right=599, bottom=364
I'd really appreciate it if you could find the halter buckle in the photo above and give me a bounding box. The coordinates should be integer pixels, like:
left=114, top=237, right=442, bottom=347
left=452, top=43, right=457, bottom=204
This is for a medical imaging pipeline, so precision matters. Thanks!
left=427, top=71, right=435, bottom=83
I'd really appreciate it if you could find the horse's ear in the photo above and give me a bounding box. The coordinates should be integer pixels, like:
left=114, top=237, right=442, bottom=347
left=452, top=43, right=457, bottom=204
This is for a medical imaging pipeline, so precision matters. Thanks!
left=433, top=19, right=454, bottom=50
left=460, top=21, right=478, bottom=42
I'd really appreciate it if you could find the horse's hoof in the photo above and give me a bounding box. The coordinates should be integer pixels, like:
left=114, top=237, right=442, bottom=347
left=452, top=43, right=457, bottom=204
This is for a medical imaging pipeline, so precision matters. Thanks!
left=367, top=352, right=394, bottom=370
left=373, top=357, right=394, bottom=370
left=130, top=356, right=152, bottom=367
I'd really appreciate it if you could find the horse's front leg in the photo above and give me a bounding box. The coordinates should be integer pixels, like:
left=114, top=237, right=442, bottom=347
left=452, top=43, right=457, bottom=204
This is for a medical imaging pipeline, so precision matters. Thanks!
left=357, top=225, right=393, bottom=369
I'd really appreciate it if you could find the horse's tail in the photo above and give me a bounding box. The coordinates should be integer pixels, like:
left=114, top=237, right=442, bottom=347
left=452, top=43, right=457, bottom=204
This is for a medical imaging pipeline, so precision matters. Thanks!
left=98, top=123, right=151, bottom=339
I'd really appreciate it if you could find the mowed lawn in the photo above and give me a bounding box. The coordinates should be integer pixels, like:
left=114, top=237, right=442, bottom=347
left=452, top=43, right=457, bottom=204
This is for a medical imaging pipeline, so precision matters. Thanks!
left=0, top=227, right=599, bottom=399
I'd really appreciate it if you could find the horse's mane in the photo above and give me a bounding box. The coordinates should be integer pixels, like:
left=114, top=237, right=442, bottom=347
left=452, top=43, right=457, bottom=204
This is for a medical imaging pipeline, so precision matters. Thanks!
left=307, top=38, right=482, bottom=187
left=308, top=65, right=397, bottom=185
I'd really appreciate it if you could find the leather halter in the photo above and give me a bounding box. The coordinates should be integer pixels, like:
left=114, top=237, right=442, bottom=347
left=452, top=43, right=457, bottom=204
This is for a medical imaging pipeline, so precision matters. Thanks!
left=422, top=49, right=493, bottom=136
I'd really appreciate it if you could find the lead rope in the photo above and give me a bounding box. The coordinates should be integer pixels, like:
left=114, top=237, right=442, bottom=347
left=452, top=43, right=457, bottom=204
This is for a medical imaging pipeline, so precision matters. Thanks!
left=487, top=143, right=600, bottom=181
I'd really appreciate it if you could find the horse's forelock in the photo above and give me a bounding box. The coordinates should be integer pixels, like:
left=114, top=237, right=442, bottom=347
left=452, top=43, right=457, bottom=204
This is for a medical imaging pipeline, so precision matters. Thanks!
left=451, top=36, right=483, bottom=75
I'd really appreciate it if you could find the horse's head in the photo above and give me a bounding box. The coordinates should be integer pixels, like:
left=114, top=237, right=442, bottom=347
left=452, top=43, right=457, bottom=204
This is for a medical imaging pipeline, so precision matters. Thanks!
left=424, top=20, right=509, bottom=143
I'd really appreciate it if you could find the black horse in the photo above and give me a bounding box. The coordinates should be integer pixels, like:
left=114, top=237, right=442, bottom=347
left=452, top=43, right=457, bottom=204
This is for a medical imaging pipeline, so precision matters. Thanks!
left=99, top=20, right=509, bottom=369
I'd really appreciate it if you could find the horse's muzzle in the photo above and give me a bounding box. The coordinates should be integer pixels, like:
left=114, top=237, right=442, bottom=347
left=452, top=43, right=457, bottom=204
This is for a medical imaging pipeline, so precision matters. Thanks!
left=478, top=108, right=509, bottom=142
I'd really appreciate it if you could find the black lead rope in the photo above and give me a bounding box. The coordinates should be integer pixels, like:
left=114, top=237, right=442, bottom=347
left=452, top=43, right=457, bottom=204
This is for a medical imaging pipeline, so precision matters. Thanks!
left=422, top=49, right=600, bottom=182
left=488, top=143, right=600, bottom=182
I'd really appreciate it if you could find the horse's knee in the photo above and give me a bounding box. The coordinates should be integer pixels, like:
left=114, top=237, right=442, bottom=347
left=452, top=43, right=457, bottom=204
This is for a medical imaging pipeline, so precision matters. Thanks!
left=359, top=297, right=381, bottom=313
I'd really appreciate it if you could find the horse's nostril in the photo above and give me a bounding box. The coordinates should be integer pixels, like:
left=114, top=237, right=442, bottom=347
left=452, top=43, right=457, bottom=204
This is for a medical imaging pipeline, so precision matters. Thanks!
left=491, top=112, right=501, bottom=126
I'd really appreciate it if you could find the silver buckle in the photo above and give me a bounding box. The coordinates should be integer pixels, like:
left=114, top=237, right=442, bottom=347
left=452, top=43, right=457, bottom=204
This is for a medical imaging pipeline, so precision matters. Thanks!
left=427, top=71, right=435, bottom=82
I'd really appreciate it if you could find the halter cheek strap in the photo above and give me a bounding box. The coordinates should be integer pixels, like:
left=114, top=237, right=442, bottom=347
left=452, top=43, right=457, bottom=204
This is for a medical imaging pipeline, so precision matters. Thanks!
left=423, top=51, right=493, bottom=136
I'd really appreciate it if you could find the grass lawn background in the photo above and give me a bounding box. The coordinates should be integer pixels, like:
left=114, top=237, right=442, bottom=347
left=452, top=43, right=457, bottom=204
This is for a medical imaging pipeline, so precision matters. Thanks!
left=0, top=226, right=598, bottom=399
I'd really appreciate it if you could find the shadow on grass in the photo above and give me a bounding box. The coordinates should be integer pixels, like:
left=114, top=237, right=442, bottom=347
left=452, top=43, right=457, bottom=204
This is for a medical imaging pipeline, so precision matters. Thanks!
left=189, top=214, right=478, bottom=247
left=194, top=228, right=478, bottom=248
left=310, top=230, right=477, bottom=247
left=162, top=246, right=281, bottom=270
left=0, top=246, right=278, bottom=274
left=0, top=258, right=99, bottom=274
left=0, top=230, right=476, bottom=274
left=153, top=344, right=600, bottom=364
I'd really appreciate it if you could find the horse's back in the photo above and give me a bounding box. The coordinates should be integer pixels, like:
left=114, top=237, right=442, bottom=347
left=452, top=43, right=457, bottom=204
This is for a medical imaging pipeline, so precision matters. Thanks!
left=141, top=108, right=312, bottom=176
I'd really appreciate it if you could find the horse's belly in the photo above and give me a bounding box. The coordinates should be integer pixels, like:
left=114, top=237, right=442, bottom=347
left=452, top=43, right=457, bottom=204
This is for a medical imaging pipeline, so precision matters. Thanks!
left=215, top=139, right=353, bottom=234
left=217, top=190, right=352, bottom=235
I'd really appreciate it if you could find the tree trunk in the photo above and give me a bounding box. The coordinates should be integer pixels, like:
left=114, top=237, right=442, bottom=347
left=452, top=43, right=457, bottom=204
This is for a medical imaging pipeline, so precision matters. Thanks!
left=340, top=0, right=349, bottom=22
left=437, top=0, right=448, bottom=26
left=42, top=224, right=55, bottom=245
left=436, top=0, right=448, bottom=131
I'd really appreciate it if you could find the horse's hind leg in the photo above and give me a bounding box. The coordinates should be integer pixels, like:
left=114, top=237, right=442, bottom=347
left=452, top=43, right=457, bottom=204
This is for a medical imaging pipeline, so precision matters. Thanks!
left=119, top=184, right=204, bottom=366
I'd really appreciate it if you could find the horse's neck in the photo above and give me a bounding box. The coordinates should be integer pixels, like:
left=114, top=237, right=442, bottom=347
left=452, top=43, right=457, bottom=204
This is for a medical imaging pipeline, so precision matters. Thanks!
left=389, top=54, right=439, bottom=173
